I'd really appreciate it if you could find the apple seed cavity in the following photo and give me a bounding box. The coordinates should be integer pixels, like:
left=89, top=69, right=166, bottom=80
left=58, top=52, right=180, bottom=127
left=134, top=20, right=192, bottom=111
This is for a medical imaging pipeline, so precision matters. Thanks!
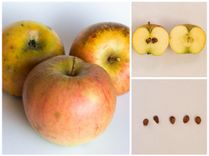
left=145, top=37, right=158, bottom=44
left=187, top=36, right=193, bottom=43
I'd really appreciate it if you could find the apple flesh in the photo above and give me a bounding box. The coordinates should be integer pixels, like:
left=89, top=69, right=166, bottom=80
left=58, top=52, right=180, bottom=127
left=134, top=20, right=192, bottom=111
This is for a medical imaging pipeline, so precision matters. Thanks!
left=3, top=20, right=64, bottom=96
left=70, top=22, right=129, bottom=95
left=170, top=24, right=206, bottom=54
left=133, top=22, right=169, bottom=56
left=23, top=55, right=116, bottom=146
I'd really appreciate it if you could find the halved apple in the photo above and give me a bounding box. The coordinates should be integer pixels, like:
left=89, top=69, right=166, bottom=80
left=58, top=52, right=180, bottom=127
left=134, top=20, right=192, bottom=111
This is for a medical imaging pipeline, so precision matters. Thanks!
left=170, top=24, right=206, bottom=54
left=132, top=22, right=169, bottom=56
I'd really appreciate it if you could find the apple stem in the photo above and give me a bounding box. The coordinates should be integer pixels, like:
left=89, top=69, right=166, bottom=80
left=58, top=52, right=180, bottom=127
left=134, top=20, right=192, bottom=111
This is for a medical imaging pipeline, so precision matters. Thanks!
left=70, top=57, right=76, bottom=76
left=28, top=39, right=37, bottom=49
left=108, top=56, right=120, bottom=64
left=147, top=21, right=152, bottom=33
left=116, top=57, right=121, bottom=62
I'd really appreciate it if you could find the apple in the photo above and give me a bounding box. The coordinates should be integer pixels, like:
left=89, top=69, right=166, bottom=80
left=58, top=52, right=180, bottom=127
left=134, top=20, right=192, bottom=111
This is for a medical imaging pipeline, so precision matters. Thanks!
left=3, top=20, right=64, bottom=96
left=23, top=55, right=116, bottom=146
left=170, top=24, right=206, bottom=54
left=132, top=22, right=169, bottom=56
left=70, top=22, right=129, bottom=95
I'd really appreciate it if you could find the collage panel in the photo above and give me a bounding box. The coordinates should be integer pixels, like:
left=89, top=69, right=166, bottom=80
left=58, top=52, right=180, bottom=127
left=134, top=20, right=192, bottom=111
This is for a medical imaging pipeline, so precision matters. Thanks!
left=132, top=2, right=207, bottom=77
left=132, top=79, right=207, bottom=154
left=2, top=2, right=130, bottom=154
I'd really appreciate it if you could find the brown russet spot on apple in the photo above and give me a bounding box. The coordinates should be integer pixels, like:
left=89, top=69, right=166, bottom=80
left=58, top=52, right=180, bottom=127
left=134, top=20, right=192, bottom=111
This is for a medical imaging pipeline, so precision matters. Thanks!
left=21, top=23, right=24, bottom=27
left=54, top=112, right=61, bottom=119
left=10, top=45, right=14, bottom=49
left=91, top=33, right=97, bottom=38
left=95, top=124, right=100, bottom=134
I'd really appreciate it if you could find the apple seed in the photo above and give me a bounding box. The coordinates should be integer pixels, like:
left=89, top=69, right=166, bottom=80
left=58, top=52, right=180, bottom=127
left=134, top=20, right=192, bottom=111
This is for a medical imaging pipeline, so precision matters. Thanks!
left=183, top=115, right=190, bottom=123
left=153, top=115, right=159, bottom=124
left=195, top=116, right=201, bottom=125
left=151, top=38, right=158, bottom=43
left=143, top=118, right=149, bottom=126
left=146, top=38, right=152, bottom=44
left=169, top=116, right=176, bottom=124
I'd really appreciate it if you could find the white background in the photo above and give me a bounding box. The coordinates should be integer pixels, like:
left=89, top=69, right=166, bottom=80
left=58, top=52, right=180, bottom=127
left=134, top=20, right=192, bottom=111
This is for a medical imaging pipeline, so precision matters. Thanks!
left=2, top=2, right=130, bottom=154
left=132, top=2, right=207, bottom=77
left=132, top=80, right=207, bottom=154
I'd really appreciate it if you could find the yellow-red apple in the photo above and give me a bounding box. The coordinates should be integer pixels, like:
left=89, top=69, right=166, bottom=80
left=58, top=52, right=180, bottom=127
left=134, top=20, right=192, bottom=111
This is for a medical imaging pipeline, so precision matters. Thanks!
left=3, top=20, right=64, bottom=96
left=70, top=22, right=130, bottom=95
left=23, top=55, right=116, bottom=146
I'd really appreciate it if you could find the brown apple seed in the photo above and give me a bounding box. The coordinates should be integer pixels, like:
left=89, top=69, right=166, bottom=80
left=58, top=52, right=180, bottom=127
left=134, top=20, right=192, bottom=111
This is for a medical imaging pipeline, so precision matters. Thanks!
left=183, top=115, right=190, bottom=123
left=146, top=38, right=152, bottom=44
left=143, top=118, right=149, bottom=126
left=153, top=115, right=159, bottom=124
left=195, top=116, right=201, bottom=125
left=151, top=37, right=158, bottom=43
left=169, top=116, right=176, bottom=124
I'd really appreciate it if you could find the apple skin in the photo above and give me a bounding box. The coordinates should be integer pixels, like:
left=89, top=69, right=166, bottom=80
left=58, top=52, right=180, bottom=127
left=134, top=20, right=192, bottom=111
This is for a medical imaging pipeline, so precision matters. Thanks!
left=23, top=55, right=116, bottom=146
left=3, top=20, right=64, bottom=96
left=70, top=22, right=130, bottom=96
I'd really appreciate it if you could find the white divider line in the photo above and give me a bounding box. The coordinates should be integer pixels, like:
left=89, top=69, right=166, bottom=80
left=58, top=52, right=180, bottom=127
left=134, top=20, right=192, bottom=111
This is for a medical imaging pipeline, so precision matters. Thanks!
left=131, top=77, right=207, bottom=80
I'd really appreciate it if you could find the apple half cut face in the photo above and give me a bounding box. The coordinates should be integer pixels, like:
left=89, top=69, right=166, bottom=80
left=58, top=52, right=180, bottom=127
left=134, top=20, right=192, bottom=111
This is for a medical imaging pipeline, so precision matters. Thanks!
left=133, top=22, right=169, bottom=56
left=170, top=24, right=206, bottom=54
